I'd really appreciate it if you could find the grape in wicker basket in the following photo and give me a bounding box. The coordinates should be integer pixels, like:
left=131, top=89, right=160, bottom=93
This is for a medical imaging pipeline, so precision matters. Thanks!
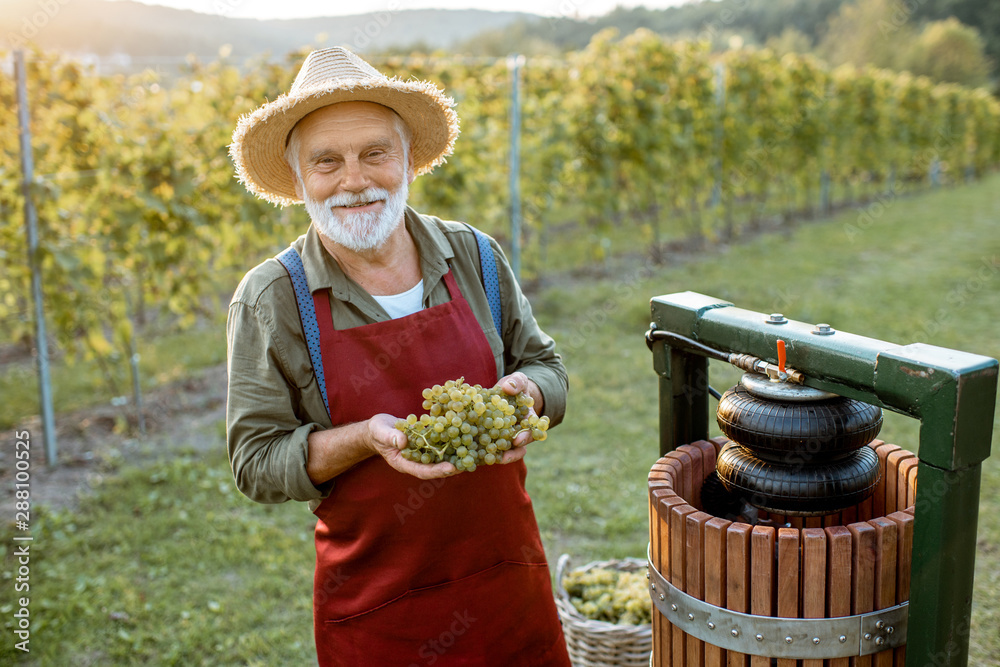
left=562, top=567, right=652, bottom=625
left=394, top=377, right=550, bottom=472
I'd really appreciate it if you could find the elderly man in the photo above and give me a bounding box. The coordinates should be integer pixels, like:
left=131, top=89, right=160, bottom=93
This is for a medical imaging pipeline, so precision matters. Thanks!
left=226, top=47, right=571, bottom=665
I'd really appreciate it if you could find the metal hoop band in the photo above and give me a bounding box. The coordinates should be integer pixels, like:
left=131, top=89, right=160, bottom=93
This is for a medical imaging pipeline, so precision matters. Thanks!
left=646, top=545, right=907, bottom=659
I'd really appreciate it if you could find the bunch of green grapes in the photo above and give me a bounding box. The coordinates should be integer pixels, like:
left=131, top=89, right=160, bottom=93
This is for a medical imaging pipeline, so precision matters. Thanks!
left=563, top=567, right=652, bottom=626
left=395, top=377, right=550, bottom=472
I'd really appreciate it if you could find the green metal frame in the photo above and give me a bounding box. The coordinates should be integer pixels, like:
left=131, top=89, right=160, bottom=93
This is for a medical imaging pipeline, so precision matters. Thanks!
left=649, top=291, right=998, bottom=667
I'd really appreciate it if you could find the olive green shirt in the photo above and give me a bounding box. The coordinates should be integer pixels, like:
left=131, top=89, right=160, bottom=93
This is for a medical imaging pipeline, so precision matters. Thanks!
left=226, top=207, right=567, bottom=509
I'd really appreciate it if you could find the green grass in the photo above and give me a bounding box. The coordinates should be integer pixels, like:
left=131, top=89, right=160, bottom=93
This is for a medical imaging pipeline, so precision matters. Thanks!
left=516, top=174, right=937, bottom=279
left=1, top=173, right=999, bottom=664
left=0, top=450, right=317, bottom=666
left=0, top=319, right=227, bottom=431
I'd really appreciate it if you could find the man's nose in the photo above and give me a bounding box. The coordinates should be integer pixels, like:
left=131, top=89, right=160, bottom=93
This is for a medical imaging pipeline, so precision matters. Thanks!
left=339, top=158, right=371, bottom=192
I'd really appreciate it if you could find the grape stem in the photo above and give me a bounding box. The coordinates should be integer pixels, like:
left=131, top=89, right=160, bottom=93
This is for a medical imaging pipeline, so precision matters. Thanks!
left=410, top=429, right=430, bottom=448
left=407, top=427, right=448, bottom=461
left=425, top=442, right=448, bottom=460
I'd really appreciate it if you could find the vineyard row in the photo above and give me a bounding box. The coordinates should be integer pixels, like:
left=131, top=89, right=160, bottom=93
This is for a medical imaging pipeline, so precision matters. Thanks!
left=1, top=28, right=998, bottom=370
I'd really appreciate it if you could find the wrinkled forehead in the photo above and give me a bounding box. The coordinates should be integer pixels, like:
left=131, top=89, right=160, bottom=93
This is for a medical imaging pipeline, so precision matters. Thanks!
left=288, top=101, right=410, bottom=148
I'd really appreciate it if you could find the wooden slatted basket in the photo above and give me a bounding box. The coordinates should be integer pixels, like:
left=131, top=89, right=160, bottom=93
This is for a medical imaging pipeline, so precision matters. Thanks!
left=555, top=554, right=653, bottom=667
left=648, top=436, right=916, bottom=666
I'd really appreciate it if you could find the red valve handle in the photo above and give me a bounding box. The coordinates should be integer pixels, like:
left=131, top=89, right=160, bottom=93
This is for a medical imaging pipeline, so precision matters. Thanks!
left=777, top=339, right=786, bottom=374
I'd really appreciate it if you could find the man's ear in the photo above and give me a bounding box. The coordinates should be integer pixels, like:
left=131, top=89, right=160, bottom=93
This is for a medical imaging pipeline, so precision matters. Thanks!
left=291, top=166, right=304, bottom=200
left=407, top=153, right=417, bottom=185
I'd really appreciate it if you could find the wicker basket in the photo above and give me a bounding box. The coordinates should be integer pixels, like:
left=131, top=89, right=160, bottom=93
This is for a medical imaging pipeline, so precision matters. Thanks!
left=555, top=554, right=653, bottom=667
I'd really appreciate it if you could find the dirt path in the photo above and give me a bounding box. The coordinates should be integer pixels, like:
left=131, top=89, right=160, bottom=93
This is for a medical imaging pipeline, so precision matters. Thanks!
left=0, top=363, right=229, bottom=520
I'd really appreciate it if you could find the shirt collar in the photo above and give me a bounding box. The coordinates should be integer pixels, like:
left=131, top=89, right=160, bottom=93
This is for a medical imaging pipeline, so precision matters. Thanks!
left=297, top=206, right=455, bottom=300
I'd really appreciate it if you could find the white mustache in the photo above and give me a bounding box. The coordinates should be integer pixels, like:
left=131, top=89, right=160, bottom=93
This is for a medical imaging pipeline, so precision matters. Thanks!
left=305, top=179, right=408, bottom=253
left=326, top=188, right=390, bottom=208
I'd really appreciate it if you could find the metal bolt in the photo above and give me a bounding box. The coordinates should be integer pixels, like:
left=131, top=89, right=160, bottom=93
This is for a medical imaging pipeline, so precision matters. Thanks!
left=708, top=622, right=716, bottom=630
left=732, top=629, right=740, bottom=638
left=767, top=313, right=788, bottom=324
left=645, top=571, right=650, bottom=579
left=812, top=323, right=835, bottom=335
left=886, top=626, right=894, bottom=635
left=659, top=594, right=665, bottom=601
left=651, top=583, right=656, bottom=590
left=839, top=636, right=848, bottom=643
left=671, top=604, right=677, bottom=612
left=864, top=633, right=872, bottom=641
left=756, top=634, right=763, bottom=642
left=785, top=636, right=793, bottom=644
left=876, top=621, right=885, bottom=630
left=875, top=637, right=885, bottom=647
left=688, top=613, right=695, bottom=621
left=813, top=638, right=821, bottom=645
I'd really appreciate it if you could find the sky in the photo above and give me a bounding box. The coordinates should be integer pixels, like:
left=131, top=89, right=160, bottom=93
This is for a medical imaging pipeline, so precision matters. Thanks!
left=110, top=0, right=691, bottom=21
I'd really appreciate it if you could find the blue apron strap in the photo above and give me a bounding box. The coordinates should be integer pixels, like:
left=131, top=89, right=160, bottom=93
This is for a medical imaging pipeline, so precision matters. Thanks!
left=275, top=246, right=331, bottom=419
left=469, top=227, right=502, bottom=340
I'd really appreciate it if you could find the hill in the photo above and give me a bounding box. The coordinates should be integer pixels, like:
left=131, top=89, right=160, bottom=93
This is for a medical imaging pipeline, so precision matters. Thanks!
left=0, top=0, right=532, bottom=59
left=454, top=0, right=848, bottom=55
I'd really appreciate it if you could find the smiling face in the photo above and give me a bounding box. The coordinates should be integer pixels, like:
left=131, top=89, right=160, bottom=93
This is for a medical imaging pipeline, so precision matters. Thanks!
left=286, top=101, right=415, bottom=252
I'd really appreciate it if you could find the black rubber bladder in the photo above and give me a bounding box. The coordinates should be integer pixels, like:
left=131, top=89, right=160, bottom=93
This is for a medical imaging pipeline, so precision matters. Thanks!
left=715, top=442, right=882, bottom=516
left=716, top=383, right=883, bottom=462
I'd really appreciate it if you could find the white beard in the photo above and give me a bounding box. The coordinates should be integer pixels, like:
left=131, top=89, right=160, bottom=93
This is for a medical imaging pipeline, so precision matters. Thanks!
left=305, top=180, right=409, bottom=253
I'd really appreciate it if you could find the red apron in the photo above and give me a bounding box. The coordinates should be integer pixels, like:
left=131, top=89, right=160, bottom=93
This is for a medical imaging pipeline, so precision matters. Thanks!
left=309, top=270, right=570, bottom=667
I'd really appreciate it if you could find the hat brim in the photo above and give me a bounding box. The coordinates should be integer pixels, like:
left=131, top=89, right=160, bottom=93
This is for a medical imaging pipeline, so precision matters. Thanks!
left=230, top=77, right=459, bottom=207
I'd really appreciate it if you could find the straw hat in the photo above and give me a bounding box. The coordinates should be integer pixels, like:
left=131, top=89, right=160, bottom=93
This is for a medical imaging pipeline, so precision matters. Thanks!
left=230, top=47, right=460, bottom=207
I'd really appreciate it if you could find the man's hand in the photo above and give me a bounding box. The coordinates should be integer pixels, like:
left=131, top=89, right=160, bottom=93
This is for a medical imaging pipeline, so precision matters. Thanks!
left=494, top=372, right=544, bottom=464
left=316, top=375, right=544, bottom=481
left=366, top=413, right=458, bottom=479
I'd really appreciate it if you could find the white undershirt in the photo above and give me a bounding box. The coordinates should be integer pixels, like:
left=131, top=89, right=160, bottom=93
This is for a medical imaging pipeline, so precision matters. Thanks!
left=372, top=280, right=424, bottom=319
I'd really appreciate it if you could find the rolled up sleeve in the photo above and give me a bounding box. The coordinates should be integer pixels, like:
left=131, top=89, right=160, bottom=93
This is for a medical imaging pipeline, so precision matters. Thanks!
left=226, top=297, right=330, bottom=504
